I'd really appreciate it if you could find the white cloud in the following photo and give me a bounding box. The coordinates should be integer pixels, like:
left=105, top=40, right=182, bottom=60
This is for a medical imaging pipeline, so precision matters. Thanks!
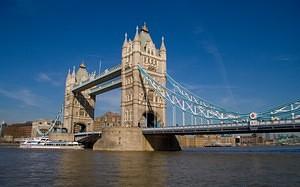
left=184, top=83, right=236, bottom=92
left=193, top=26, right=205, bottom=35
left=0, top=88, right=43, bottom=107
left=274, top=55, right=299, bottom=63
left=36, top=72, right=62, bottom=86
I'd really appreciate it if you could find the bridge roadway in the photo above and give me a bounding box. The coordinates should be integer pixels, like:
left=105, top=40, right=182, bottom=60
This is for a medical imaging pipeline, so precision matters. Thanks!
left=142, top=119, right=300, bottom=135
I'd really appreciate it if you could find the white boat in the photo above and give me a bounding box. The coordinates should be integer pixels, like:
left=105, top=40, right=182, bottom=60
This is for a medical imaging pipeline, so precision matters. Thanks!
left=20, top=137, right=84, bottom=150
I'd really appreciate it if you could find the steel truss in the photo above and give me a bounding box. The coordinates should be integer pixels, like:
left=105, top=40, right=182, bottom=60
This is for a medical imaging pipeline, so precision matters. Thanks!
left=138, top=65, right=300, bottom=125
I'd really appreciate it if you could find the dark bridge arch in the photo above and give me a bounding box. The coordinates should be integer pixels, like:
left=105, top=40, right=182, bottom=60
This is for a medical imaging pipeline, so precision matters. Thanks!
left=140, top=111, right=162, bottom=128
left=73, top=123, right=87, bottom=133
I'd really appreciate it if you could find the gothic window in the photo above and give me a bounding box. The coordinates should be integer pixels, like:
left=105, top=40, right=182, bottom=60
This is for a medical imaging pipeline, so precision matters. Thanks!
left=148, top=66, right=156, bottom=71
left=139, top=92, right=144, bottom=100
left=148, top=89, right=154, bottom=101
left=130, top=110, right=133, bottom=121
left=125, top=110, right=128, bottom=121
left=79, top=109, right=85, bottom=117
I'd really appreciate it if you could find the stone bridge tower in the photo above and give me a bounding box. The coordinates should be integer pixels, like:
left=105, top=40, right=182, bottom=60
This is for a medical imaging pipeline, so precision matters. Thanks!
left=121, top=24, right=167, bottom=128
left=63, top=63, right=95, bottom=133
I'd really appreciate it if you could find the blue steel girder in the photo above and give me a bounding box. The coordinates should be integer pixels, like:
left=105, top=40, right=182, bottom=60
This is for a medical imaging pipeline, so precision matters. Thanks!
left=138, top=65, right=245, bottom=122
left=259, top=101, right=300, bottom=120
left=138, top=65, right=300, bottom=123
left=36, top=104, right=64, bottom=136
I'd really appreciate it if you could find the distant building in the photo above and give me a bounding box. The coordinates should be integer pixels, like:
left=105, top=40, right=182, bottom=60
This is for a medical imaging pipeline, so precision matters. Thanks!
left=94, top=112, right=121, bottom=131
left=177, top=135, right=235, bottom=148
left=237, top=134, right=264, bottom=145
left=31, top=119, right=52, bottom=137
left=2, top=122, right=32, bottom=142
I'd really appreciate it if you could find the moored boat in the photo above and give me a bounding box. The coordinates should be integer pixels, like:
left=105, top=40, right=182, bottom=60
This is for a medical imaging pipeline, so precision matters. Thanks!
left=20, top=137, right=84, bottom=150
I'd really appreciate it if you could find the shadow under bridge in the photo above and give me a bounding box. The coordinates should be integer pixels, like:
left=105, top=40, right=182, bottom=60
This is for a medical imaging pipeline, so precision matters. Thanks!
left=74, top=132, right=102, bottom=148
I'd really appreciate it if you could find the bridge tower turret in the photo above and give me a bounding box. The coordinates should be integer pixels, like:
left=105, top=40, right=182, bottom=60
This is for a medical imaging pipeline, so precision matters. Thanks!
left=160, top=36, right=167, bottom=74
left=121, top=23, right=167, bottom=128
left=63, top=63, right=95, bottom=133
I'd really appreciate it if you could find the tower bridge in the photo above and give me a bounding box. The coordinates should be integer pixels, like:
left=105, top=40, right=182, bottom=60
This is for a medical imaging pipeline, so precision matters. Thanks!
left=60, top=23, right=300, bottom=151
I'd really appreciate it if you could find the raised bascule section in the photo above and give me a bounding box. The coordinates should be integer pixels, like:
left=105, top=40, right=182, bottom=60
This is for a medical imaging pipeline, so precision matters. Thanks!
left=61, top=23, right=300, bottom=151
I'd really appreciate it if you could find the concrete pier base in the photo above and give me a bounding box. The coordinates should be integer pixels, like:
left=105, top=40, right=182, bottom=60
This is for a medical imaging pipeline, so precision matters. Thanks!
left=93, top=127, right=181, bottom=151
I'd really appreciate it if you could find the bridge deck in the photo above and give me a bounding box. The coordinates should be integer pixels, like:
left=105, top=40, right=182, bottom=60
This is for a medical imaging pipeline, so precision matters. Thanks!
left=74, top=131, right=101, bottom=136
left=142, top=121, right=300, bottom=135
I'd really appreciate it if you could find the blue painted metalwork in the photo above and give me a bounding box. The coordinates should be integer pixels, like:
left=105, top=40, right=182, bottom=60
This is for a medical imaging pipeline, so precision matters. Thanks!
left=36, top=105, right=64, bottom=136
left=137, top=65, right=300, bottom=126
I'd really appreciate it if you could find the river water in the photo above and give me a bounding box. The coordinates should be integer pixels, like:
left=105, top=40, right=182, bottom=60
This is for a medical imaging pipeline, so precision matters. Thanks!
left=0, top=146, right=300, bottom=187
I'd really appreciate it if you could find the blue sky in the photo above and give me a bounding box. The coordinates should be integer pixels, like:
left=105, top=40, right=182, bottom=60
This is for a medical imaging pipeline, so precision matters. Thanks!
left=0, top=0, right=299, bottom=123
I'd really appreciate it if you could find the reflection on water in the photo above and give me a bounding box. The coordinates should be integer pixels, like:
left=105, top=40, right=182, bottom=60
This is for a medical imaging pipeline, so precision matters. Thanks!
left=0, top=146, right=300, bottom=186
left=56, top=151, right=168, bottom=186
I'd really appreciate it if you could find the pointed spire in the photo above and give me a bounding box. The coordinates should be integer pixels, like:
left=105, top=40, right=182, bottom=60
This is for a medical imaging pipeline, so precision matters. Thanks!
left=123, top=32, right=128, bottom=47
left=134, top=26, right=139, bottom=41
left=66, top=68, right=71, bottom=82
left=80, top=60, right=86, bottom=69
left=141, top=22, right=149, bottom=33
left=160, top=36, right=166, bottom=51
left=72, top=66, right=76, bottom=76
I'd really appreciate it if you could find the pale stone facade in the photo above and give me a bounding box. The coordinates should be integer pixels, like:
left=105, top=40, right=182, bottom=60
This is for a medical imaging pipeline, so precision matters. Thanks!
left=121, top=23, right=167, bottom=128
left=63, top=63, right=95, bottom=133
left=176, top=135, right=236, bottom=148
left=94, top=112, right=121, bottom=131
left=93, top=127, right=181, bottom=151
left=31, top=119, right=52, bottom=137
left=63, top=23, right=167, bottom=139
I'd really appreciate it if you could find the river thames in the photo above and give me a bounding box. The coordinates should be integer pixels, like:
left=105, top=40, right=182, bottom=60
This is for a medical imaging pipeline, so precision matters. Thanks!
left=0, top=146, right=299, bottom=187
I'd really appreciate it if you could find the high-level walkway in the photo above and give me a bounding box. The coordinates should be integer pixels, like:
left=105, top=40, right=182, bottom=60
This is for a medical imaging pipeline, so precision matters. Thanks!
left=72, top=64, right=121, bottom=93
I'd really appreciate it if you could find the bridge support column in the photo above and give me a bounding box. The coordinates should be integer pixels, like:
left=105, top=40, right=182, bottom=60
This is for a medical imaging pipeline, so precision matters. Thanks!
left=93, top=127, right=181, bottom=151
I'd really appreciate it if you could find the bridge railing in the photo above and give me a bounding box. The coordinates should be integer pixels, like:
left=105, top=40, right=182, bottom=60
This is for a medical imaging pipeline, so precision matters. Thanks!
left=161, top=118, right=300, bottom=128
left=74, top=131, right=102, bottom=136
left=93, top=64, right=121, bottom=80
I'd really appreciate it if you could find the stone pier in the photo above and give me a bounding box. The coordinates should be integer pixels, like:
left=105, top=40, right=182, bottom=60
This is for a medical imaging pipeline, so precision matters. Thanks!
left=93, top=127, right=181, bottom=151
